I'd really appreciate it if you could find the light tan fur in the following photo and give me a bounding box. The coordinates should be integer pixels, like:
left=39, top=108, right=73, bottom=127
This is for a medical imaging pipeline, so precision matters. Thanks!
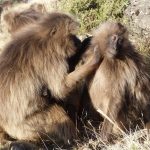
left=2, top=3, right=46, bottom=34
left=0, top=12, right=100, bottom=145
left=82, top=22, right=150, bottom=140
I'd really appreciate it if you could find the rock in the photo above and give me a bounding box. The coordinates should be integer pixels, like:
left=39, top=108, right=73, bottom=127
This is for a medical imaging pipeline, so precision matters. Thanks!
left=125, top=0, right=150, bottom=38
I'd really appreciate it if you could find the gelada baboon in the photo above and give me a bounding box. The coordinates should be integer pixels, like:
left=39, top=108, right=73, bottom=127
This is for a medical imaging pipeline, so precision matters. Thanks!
left=83, top=22, right=150, bottom=140
left=30, top=3, right=46, bottom=13
left=2, top=3, right=46, bottom=34
left=2, top=2, right=87, bottom=129
left=0, top=12, right=100, bottom=146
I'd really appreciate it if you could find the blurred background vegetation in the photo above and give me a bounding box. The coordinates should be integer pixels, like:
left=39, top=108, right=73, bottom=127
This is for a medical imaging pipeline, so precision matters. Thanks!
left=0, top=0, right=129, bottom=34
left=58, top=0, right=129, bottom=34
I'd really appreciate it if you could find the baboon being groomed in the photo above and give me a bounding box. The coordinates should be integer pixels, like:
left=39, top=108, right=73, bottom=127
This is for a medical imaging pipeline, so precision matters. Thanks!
left=82, top=22, right=150, bottom=140
left=2, top=3, right=46, bottom=34
left=0, top=12, right=100, bottom=147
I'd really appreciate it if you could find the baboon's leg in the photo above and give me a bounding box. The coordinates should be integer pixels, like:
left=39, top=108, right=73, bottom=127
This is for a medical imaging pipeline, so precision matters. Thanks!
left=6, top=105, right=76, bottom=145
left=100, top=99, right=123, bottom=141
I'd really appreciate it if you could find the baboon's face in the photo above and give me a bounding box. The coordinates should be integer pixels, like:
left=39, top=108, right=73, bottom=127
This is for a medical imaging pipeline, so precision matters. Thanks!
left=65, top=34, right=81, bottom=57
left=67, top=22, right=81, bottom=57
left=93, top=22, right=128, bottom=59
left=61, top=17, right=80, bottom=57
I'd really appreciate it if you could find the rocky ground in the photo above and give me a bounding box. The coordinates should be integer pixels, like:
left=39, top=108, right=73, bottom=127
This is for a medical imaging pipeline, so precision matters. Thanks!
left=125, top=0, right=150, bottom=38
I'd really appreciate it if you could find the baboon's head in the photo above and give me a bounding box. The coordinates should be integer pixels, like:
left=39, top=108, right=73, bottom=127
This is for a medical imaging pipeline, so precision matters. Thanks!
left=92, top=22, right=129, bottom=59
left=2, top=3, right=45, bottom=34
left=38, top=12, right=81, bottom=58
left=30, top=3, right=46, bottom=13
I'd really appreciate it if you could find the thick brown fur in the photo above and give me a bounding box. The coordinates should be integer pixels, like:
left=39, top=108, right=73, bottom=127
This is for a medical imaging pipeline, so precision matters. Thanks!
left=83, top=22, right=150, bottom=140
left=2, top=3, right=46, bottom=34
left=0, top=12, right=100, bottom=146
left=74, top=37, right=103, bottom=137
left=2, top=2, right=90, bottom=134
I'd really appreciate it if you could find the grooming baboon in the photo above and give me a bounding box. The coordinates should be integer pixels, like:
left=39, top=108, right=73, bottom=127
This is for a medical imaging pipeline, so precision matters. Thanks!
left=82, top=22, right=150, bottom=140
left=2, top=2, right=88, bottom=131
left=2, top=3, right=46, bottom=34
left=0, top=12, right=100, bottom=147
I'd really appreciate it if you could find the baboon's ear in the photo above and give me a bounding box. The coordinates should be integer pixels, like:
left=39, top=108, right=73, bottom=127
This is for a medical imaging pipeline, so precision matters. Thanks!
left=68, top=21, right=80, bottom=34
left=3, top=12, right=15, bottom=24
left=30, top=3, right=46, bottom=13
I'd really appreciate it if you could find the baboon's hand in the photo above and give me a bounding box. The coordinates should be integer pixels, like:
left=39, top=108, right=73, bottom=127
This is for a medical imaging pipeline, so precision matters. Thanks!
left=85, top=46, right=101, bottom=67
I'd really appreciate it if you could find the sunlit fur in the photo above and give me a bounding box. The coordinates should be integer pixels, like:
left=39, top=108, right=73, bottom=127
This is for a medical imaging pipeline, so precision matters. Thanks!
left=0, top=12, right=99, bottom=145
left=83, top=21, right=150, bottom=139
left=2, top=3, right=46, bottom=34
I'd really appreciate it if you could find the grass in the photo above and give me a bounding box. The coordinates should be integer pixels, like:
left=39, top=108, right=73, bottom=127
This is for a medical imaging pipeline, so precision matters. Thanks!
left=58, top=0, right=129, bottom=35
